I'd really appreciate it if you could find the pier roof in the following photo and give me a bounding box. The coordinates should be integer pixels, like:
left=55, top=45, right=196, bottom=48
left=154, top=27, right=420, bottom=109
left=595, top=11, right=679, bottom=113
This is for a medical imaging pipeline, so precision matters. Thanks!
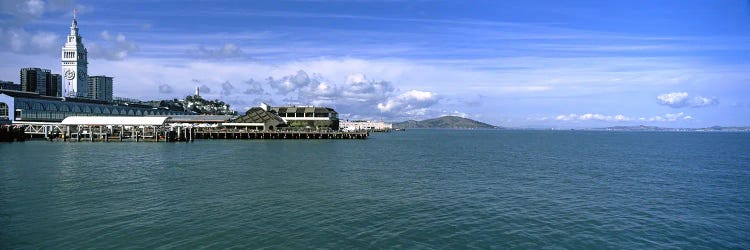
left=61, top=116, right=170, bottom=126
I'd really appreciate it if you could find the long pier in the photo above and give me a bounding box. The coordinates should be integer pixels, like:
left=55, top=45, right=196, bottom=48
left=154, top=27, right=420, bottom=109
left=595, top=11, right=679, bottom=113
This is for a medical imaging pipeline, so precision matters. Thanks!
left=193, top=129, right=368, bottom=140
left=13, top=123, right=368, bottom=142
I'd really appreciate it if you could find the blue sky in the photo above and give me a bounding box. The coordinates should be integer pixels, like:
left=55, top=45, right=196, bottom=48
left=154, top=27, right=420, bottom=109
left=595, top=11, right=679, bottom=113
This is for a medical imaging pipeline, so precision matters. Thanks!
left=1, top=0, right=749, bottom=127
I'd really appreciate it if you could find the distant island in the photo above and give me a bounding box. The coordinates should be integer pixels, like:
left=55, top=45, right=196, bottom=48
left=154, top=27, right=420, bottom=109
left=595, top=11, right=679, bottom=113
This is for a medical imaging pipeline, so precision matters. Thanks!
left=393, top=116, right=499, bottom=129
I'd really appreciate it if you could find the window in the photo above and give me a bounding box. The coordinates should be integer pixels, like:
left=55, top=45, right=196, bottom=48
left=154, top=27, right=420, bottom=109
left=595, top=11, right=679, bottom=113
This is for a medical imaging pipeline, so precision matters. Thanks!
left=0, top=102, right=8, bottom=117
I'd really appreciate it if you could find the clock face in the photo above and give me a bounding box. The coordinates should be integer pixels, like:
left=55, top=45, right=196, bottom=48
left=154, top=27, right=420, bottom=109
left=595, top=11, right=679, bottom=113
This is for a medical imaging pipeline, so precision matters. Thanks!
left=78, top=69, right=85, bottom=78
left=64, top=69, right=75, bottom=80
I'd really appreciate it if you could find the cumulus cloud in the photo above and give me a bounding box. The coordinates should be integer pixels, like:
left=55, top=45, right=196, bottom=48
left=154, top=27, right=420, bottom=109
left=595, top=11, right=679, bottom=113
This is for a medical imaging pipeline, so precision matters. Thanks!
left=189, top=43, right=242, bottom=59
left=554, top=112, right=692, bottom=122
left=299, top=79, right=338, bottom=106
left=0, top=1, right=91, bottom=55
left=20, top=0, right=45, bottom=18
left=87, top=30, right=138, bottom=60
left=377, top=90, right=439, bottom=116
left=248, top=70, right=440, bottom=119
left=158, top=83, right=173, bottom=94
left=657, top=92, right=718, bottom=108
left=266, top=70, right=314, bottom=95
left=339, top=73, right=394, bottom=103
left=220, top=81, right=234, bottom=96
left=243, top=78, right=265, bottom=95
left=0, top=27, right=60, bottom=54
left=199, top=84, right=212, bottom=94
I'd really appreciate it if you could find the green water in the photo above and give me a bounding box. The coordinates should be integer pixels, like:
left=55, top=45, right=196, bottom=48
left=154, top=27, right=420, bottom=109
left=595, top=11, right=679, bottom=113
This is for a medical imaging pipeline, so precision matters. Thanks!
left=1, top=130, right=749, bottom=248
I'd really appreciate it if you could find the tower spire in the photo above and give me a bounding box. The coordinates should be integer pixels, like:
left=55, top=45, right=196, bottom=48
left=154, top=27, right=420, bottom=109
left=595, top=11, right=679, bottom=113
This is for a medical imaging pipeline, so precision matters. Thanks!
left=70, top=8, right=78, bottom=36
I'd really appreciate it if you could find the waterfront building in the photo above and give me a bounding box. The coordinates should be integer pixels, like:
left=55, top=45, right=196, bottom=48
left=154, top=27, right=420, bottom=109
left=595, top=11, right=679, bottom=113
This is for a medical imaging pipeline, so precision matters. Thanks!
left=224, top=106, right=285, bottom=131
left=61, top=11, right=89, bottom=98
left=0, top=9, right=196, bottom=125
left=0, top=81, right=21, bottom=91
left=265, top=103, right=340, bottom=130
left=0, top=94, right=8, bottom=124
left=0, top=90, right=192, bottom=123
left=340, top=120, right=393, bottom=132
left=87, top=75, right=113, bottom=101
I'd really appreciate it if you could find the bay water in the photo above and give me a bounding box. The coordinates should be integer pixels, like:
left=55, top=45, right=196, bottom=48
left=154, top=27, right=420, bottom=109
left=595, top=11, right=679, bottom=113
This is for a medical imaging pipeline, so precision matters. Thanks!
left=1, top=130, right=749, bottom=248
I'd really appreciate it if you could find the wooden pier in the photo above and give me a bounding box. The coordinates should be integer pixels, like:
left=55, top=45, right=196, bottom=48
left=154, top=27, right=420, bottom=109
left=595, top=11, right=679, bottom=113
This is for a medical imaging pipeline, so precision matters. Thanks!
left=13, top=116, right=369, bottom=142
left=20, top=123, right=368, bottom=142
left=193, top=129, right=369, bottom=140
left=0, top=125, right=27, bottom=142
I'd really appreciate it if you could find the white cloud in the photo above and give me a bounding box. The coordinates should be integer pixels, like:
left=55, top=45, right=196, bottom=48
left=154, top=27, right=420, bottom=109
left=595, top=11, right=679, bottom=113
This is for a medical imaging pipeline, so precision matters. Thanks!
left=340, top=73, right=394, bottom=103
left=31, top=31, right=58, bottom=48
left=220, top=81, right=234, bottom=96
left=199, top=84, right=212, bottom=94
left=377, top=90, right=439, bottom=114
left=242, top=78, right=265, bottom=95
left=158, top=83, right=172, bottom=94
left=0, top=27, right=59, bottom=54
left=656, top=92, right=689, bottom=106
left=657, top=92, right=718, bottom=108
left=266, top=70, right=314, bottom=95
left=554, top=112, right=692, bottom=123
left=647, top=112, right=692, bottom=122
left=88, top=30, right=138, bottom=60
left=21, top=0, right=45, bottom=17
left=247, top=70, right=440, bottom=119
left=188, top=43, right=243, bottom=59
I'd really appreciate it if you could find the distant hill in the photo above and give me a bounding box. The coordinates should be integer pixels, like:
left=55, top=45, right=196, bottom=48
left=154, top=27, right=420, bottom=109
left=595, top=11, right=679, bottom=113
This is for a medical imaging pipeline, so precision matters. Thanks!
left=393, top=116, right=499, bottom=129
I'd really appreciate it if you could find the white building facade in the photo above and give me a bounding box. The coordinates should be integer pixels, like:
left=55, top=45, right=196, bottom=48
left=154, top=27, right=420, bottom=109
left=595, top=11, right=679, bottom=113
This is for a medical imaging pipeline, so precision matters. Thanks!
left=61, top=12, right=89, bottom=98
left=340, top=120, right=393, bottom=132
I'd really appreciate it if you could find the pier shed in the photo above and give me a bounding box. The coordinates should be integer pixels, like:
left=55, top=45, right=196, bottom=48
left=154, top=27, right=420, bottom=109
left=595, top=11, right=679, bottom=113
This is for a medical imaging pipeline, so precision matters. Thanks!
left=223, top=107, right=285, bottom=131
left=61, top=116, right=171, bottom=126
left=58, top=116, right=179, bottom=142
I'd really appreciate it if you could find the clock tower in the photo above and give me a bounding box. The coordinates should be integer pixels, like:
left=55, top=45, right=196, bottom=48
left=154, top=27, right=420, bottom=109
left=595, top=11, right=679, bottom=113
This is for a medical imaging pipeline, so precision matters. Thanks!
left=61, top=10, right=88, bottom=98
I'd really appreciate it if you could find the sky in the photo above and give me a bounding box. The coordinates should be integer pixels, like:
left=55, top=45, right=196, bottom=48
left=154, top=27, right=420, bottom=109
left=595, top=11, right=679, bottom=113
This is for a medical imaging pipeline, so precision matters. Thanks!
left=1, top=0, right=749, bottom=128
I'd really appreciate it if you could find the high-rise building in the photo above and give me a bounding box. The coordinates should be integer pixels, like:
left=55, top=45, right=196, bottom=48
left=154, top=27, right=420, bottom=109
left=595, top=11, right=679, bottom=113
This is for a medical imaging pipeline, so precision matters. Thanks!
left=87, top=75, right=113, bottom=101
left=0, top=81, right=21, bottom=91
left=47, top=74, right=62, bottom=97
left=61, top=11, right=88, bottom=98
left=20, top=68, right=52, bottom=95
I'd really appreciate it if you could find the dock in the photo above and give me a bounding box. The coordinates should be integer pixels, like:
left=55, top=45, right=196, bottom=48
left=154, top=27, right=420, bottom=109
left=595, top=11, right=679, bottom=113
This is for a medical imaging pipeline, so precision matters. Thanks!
left=193, top=129, right=368, bottom=140
left=8, top=116, right=369, bottom=143
left=19, top=123, right=367, bottom=142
